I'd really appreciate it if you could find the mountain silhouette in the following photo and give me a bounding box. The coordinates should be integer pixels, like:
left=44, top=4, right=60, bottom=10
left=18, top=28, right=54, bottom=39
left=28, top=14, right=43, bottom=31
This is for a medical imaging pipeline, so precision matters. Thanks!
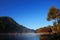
left=0, top=16, right=37, bottom=40
left=0, top=16, right=35, bottom=33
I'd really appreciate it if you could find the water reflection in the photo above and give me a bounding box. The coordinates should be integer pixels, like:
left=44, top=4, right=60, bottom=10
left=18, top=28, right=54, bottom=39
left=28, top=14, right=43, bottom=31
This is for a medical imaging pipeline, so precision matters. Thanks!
left=16, top=33, right=40, bottom=40
left=0, top=33, right=40, bottom=40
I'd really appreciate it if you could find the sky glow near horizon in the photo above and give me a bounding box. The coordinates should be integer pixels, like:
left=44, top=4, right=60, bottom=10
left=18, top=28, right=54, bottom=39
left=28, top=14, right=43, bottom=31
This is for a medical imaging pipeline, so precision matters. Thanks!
left=0, top=0, right=60, bottom=30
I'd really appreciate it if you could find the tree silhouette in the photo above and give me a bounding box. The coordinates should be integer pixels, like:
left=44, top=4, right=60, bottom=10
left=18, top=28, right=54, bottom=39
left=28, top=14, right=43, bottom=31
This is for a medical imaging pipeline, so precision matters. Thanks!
left=47, top=7, right=60, bottom=40
left=47, top=6, right=60, bottom=24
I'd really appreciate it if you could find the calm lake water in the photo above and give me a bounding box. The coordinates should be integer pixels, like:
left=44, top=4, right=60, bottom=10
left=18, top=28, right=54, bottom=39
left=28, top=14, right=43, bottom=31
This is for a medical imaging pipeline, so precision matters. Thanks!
left=0, top=33, right=40, bottom=40
left=16, top=33, right=40, bottom=40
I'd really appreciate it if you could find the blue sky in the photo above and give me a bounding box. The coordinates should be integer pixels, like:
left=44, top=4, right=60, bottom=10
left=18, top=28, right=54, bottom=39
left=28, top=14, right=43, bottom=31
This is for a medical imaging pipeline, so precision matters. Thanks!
left=0, top=0, right=60, bottom=30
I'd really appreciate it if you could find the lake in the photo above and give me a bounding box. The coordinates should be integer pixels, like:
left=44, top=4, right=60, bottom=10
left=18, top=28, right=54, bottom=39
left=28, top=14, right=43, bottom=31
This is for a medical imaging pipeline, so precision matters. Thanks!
left=0, top=33, right=40, bottom=40
left=16, top=33, right=40, bottom=40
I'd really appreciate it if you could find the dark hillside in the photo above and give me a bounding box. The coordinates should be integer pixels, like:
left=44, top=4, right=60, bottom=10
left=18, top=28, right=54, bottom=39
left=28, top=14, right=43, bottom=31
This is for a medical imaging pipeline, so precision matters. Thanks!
left=0, top=16, right=35, bottom=33
left=0, top=16, right=36, bottom=40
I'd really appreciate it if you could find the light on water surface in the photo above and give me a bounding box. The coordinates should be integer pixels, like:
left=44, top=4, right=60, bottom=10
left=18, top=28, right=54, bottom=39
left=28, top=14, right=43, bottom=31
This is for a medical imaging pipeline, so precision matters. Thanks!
left=16, top=33, right=40, bottom=40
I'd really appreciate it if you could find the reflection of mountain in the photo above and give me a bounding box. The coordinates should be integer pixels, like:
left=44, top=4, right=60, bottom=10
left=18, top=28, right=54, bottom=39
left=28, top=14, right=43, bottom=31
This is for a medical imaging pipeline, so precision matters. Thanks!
left=0, top=16, right=35, bottom=33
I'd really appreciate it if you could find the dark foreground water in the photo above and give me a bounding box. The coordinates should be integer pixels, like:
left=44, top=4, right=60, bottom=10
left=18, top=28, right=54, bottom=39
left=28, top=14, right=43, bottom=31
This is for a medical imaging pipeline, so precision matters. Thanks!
left=0, top=33, right=40, bottom=40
